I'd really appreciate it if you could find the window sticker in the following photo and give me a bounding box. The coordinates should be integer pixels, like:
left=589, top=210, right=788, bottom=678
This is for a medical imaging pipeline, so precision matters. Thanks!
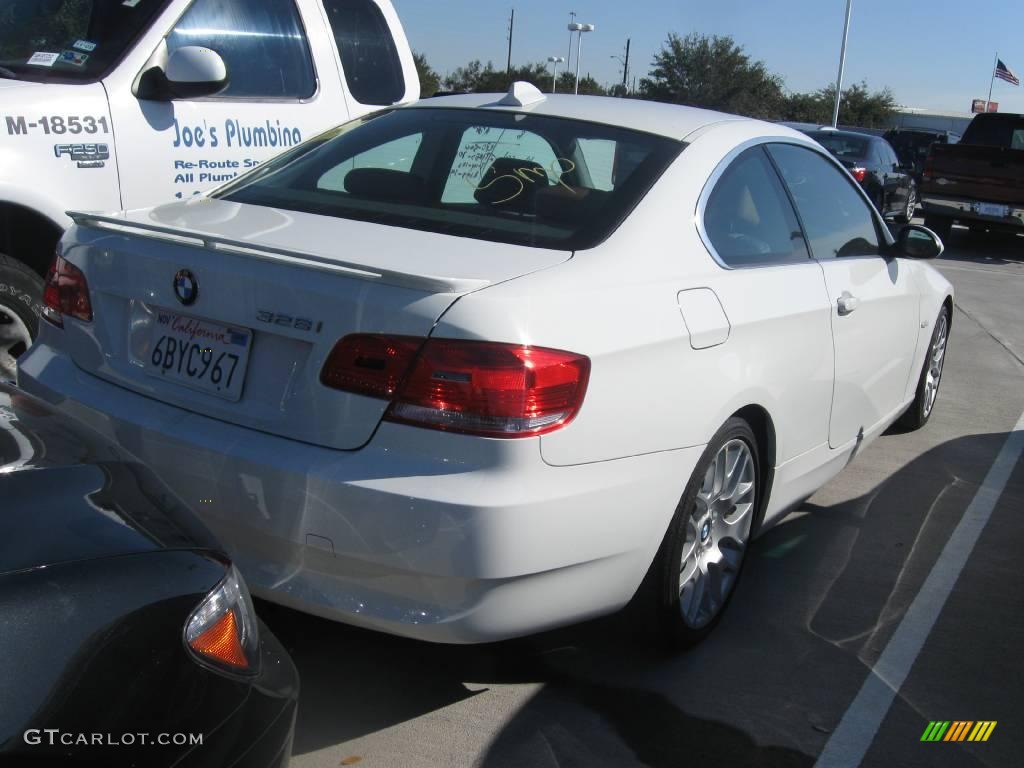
left=123, top=0, right=142, bottom=7
left=73, top=40, right=98, bottom=53
left=60, top=50, right=90, bottom=67
left=27, top=52, right=59, bottom=67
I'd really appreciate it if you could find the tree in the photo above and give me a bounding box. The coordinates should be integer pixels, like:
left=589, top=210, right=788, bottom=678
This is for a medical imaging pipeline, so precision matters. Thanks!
left=781, top=82, right=896, bottom=128
left=445, top=60, right=598, bottom=95
left=413, top=51, right=441, bottom=97
left=555, top=71, right=607, bottom=96
left=639, top=33, right=785, bottom=118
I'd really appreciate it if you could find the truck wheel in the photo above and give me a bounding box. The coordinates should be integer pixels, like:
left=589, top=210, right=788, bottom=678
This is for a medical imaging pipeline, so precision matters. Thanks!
left=0, top=252, right=42, bottom=382
left=923, top=215, right=952, bottom=243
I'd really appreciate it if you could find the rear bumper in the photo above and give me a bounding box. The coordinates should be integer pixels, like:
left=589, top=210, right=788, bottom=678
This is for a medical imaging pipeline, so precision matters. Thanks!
left=920, top=194, right=1024, bottom=228
left=18, top=343, right=699, bottom=643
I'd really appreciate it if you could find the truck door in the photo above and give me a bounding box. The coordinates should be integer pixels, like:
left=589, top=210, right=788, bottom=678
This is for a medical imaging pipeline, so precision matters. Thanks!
left=105, top=0, right=347, bottom=210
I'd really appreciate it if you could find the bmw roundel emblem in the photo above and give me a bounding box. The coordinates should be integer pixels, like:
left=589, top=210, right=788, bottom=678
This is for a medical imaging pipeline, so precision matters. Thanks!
left=174, top=269, right=198, bottom=306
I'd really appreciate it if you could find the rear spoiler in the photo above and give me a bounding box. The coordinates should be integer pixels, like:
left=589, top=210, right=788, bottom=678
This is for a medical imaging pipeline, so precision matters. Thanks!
left=66, top=211, right=490, bottom=295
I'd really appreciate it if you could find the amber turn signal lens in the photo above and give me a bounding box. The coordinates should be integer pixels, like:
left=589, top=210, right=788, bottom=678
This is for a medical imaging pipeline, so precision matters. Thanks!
left=188, top=609, right=248, bottom=670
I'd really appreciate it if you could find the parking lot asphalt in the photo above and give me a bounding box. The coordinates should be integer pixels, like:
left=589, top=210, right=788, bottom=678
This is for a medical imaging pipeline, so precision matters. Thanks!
left=261, top=222, right=1024, bottom=768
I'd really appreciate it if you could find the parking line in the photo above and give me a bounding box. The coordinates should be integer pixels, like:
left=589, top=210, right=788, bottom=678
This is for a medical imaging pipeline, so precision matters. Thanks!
left=814, top=408, right=1024, bottom=768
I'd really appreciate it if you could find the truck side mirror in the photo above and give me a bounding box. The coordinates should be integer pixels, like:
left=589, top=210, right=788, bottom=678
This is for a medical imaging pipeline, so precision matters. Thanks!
left=136, top=47, right=229, bottom=101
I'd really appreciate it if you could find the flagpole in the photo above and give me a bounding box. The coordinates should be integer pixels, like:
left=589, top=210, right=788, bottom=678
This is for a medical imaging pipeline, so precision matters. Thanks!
left=985, top=52, right=998, bottom=112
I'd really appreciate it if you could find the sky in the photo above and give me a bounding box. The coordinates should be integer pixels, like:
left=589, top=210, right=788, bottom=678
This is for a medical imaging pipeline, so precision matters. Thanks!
left=392, top=0, right=1024, bottom=114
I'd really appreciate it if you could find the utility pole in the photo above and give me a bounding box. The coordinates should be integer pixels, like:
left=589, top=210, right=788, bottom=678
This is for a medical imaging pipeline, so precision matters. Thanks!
left=506, top=8, right=515, bottom=75
left=831, top=0, right=853, bottom=127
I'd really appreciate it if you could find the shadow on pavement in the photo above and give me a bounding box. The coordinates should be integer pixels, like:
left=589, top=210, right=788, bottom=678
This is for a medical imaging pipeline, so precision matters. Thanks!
left=936, top=227, right=1024, bottom=267
left=259, top=428, right=1020, bottom=767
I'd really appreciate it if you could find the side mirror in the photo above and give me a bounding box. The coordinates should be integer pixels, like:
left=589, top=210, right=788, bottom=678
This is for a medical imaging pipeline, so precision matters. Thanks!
left=895, top=224, right=944, bottom=259
left=136, top=46, right=228, bottom=101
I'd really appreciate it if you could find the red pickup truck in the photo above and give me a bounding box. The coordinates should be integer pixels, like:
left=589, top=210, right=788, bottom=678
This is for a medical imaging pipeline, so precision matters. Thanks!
left=921, top=113, right=1024, bottom=240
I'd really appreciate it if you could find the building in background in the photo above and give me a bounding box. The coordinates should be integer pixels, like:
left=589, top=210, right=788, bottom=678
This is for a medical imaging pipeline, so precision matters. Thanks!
left=889, top=107, right=974, bottom=135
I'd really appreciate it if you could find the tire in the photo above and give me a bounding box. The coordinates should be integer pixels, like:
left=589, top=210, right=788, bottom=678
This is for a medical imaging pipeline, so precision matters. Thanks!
left=642, top=417, right=761, bottom=649
left=895, top=305, right=950, bottom=432
left=895, top=183, right=917, bottom=224
left=923, top=215, right=952, bottom=243
left=0, top=252, right=43, bottom=382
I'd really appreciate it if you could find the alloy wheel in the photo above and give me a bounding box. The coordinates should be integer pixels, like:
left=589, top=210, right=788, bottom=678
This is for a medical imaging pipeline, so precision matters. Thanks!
left=923, top=312, right=948, bottom=419
left=0, top=307, right=31, bottom=382
left=679, top=439, right=756, bottom=629
left=906, top=186, right=917, bottom=221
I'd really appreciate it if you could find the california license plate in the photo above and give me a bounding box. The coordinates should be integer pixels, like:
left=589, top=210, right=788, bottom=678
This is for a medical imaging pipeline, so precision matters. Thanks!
left=976, top=202, right=1008, bottom=218
left=145, top=310, right=252, bottom=401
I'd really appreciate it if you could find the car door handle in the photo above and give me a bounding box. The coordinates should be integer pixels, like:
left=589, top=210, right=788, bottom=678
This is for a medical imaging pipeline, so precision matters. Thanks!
left=837, top=292, right=860, bottom=316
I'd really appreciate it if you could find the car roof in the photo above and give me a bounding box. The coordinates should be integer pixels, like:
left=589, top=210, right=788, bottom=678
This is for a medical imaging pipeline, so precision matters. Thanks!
left=807, top=129, right=878, bottom=143
left=409, top=91, right=745, bottom=141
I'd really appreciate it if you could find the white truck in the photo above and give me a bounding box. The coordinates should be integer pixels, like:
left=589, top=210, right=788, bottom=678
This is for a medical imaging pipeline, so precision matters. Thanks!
left=0, top=0, right=419, bottom=380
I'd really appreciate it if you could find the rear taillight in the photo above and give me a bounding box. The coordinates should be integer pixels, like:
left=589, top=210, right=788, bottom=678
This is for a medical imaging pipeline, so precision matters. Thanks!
left=851, top=167, right=868, bottom=183
left=184, top=565, right=260, bottom=675
left=320, top=335, right=590, bottom=438
left=41, top=255, right=92, bottom=328
left=320, top=334, right=422, bottom=398
left=922, top=153, right=935, bottom=181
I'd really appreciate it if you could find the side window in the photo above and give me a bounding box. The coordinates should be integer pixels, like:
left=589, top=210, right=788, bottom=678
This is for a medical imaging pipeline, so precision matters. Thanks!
left=703, top=146, right=810, bottom=267
left=873, top=143, right=888, bottom=169
left=767, top=144, right=882, bottom=260
left=167, top=0, right=316, bottom=99
left=576, top=139, right=616, bottom=191
left=317, top=134, right=423, bottom=191
left=322, top=0, right=405, bottom=106
left=442, top=127, right=563, bottom=205
left=882, top=143, right=898, bottom=169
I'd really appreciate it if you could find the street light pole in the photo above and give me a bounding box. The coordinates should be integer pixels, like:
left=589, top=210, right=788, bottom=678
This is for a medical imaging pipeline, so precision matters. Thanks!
left=831, top=0, right=853, bottom=128
left=569, top=22, right=595, bottom=95
left=548, top=56, right=565, bottom=93
left=611, top=38, right=631, bottom=94
left=566, top=11, right=576, bottom=73
left=622, top=38, right=630, bottom=90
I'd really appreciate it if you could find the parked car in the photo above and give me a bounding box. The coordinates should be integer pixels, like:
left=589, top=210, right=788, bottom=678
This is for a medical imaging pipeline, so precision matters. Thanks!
left=18, top=83, right=953, bottom=648
left=802, top=129, right=917, bottom=222
left=0, top=381, right=298, bottom=766
left=884, top=127, right=960, bottom=186
left=0, top=0, right=419, bottom=378
left=920, top=112, right=1024, bottom=239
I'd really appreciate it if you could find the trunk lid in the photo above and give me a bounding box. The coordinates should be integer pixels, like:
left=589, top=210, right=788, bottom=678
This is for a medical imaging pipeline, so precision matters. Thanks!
left=61, top=199, right=570, bottom=450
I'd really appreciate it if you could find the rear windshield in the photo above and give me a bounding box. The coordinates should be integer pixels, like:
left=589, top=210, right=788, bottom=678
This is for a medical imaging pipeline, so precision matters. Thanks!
left=215, top=107, right=684, bottom=251
left=962, top=115, right=1024, bottom=150
left=0, top=0, right=170, bottom=82
left=807, top=132, right=870, bottom=161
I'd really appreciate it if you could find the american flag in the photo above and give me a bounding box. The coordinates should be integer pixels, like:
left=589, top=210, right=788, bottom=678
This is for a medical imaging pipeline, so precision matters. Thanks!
left=995, top=59, right=1020, bottom=87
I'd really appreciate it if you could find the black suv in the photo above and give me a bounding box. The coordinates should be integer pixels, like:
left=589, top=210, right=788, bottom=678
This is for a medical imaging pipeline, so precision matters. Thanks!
left=884, top=128, right=961, bottom=185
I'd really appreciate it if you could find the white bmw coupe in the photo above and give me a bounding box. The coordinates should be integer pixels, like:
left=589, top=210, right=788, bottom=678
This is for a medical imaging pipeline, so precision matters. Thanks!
left=19, top=83, right=952, bottom=646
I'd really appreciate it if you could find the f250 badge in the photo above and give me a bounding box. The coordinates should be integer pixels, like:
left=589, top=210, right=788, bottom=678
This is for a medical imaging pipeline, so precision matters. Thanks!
left=54, top=143, right=109, bottom=169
